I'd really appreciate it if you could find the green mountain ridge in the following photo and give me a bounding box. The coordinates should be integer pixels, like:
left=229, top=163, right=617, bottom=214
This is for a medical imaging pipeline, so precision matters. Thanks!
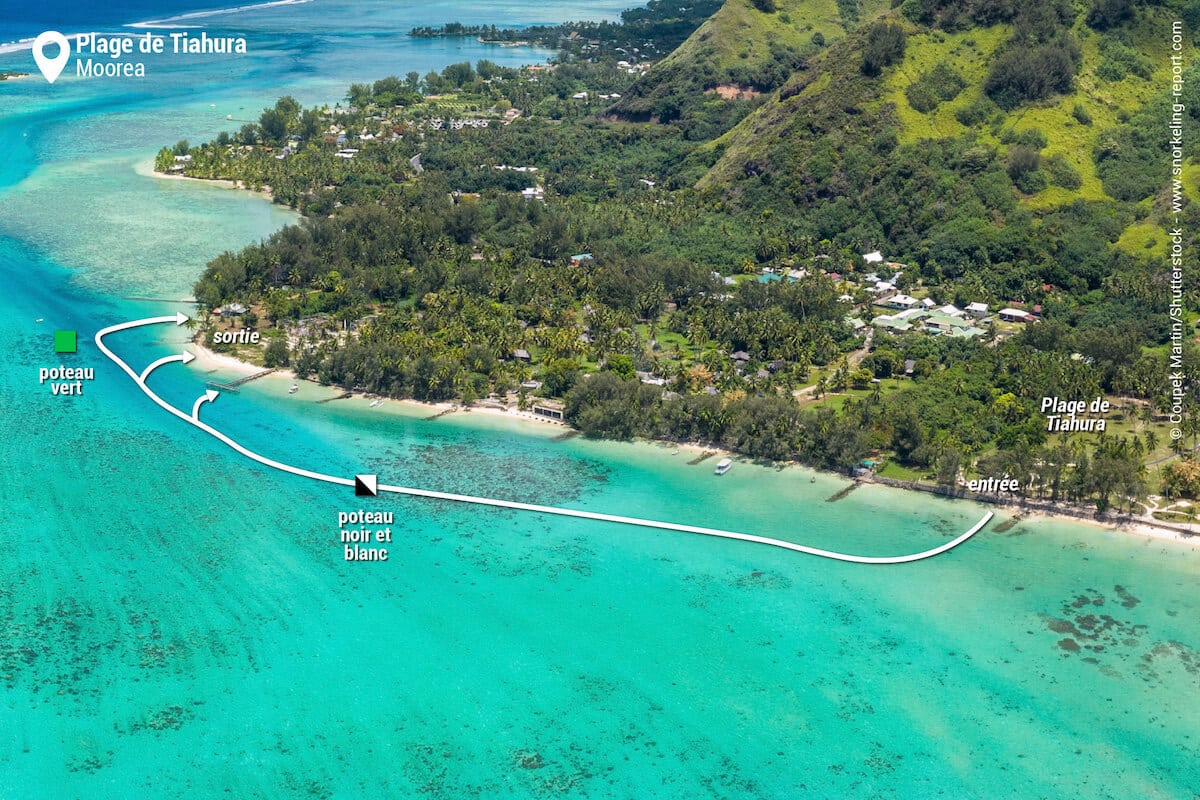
left=703, top=2, right=1189, bottom=204
left=610, top=0, right=893, bottom=124
left=612, top=0, right=1199, bottom=259
left=171, top=0, right=1200, bottom=506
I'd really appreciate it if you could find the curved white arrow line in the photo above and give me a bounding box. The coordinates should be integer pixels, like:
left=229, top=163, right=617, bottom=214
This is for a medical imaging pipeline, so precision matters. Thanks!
left=96, top=316, right=992, bottom=563
left=192, top=389, right=219, bottom=420
left=140, top=351, right=195, bottom=383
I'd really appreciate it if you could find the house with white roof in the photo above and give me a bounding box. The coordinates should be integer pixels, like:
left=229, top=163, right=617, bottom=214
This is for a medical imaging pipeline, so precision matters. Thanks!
left=999, top=308, right=1035, bottom=323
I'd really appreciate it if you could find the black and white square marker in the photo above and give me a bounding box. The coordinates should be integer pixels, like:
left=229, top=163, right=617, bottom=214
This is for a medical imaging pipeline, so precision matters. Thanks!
left=354, top=474, right=378, bottom=497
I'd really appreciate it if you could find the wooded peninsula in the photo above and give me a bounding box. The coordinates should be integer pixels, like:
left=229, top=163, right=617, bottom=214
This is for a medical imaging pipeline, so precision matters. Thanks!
left=160, top=0, right=1200, bottom=517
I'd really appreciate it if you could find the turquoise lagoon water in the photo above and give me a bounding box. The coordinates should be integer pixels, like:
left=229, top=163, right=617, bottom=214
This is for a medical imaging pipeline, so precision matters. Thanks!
left=1, top=2, right=1199, bottom=798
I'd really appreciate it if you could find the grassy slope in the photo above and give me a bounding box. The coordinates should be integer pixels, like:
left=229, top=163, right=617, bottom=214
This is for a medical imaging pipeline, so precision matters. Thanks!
left=695, top=10, right=895, bottom=191
left=611, top=0, right=892, bottom=117
left=658, top=0, right=841, bottom=77
left=1119, top=161, right=1200, bottom=257
left=880, top=13, right=1180, bottom=206
left=699, top=3, right=1192, bottom=237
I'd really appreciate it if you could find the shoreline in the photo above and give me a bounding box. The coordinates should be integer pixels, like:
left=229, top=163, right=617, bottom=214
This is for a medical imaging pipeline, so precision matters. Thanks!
left=867, top=474, right=1199, bottom=547
left=148, top=165, right=276, bottom=203
left=190, top=344, right=1200, bottom=548
left=190, top=340, right=589, bottom=431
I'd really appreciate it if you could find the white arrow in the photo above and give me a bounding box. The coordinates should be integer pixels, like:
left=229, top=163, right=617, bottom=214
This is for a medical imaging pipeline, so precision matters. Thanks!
left=96, top=315, right=992, bottom=563
left=95, top=313, right=189, bottom=348
left=192, top=389, right=219, bottom=420
left=140, top=351, right=196, bottom=383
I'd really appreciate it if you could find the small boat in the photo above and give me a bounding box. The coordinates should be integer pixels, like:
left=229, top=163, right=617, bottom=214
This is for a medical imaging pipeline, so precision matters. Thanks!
left=714, top=457, right=732, bottom=475
left=369, top=399, right=382, bottom=408
left=288, top=383, right=298, bottom=394
left=34, top=318, right=43, bottom=323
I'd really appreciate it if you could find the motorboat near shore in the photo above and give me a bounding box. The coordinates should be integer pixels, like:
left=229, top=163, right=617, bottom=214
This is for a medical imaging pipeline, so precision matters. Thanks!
left=714, top=457, right=732, bottom=475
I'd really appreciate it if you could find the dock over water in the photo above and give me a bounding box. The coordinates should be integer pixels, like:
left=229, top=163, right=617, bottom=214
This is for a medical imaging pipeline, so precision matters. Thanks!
left=206, top=368, right=274, bottom=393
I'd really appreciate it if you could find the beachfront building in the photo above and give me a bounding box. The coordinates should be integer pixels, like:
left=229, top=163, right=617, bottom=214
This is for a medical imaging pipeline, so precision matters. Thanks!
left=531, top=401, right=565, bottom=421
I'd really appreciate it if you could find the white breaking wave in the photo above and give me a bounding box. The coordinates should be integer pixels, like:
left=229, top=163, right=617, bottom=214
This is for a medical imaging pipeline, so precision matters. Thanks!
left=0, top=31, right=139, bottom=56
left=0, top=37, right=36, bottom=55
left=126, top=0, right=313, bottom=29
left=0, top=0, right=309, bottom=53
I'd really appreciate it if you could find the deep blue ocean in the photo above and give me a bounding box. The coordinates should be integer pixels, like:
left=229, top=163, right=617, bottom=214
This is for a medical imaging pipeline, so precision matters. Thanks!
left=1, top=0, right=203, bottom=42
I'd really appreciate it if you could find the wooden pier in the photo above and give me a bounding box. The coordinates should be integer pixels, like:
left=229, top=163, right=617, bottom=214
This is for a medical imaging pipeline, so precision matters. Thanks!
left=206, top=368, right=275, bottom=393
left=124, top=297, right=199, bottom=305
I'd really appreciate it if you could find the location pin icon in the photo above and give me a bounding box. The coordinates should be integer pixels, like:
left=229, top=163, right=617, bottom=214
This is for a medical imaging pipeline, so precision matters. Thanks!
left=33, top=31, right=70, bottom=84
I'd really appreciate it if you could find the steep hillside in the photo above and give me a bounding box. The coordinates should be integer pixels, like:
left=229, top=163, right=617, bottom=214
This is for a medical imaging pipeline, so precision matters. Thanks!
left=610, top=0, right=892, bottom=128
left=693, top=0, right=1199, bottom=257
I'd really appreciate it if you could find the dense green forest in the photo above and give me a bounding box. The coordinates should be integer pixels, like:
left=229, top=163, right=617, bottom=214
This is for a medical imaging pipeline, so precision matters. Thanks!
left=165, top=0, right=1200, bottom=512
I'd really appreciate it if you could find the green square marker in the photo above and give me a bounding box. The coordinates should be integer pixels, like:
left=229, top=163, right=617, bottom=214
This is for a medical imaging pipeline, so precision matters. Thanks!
left=54, top=330, right=77, bottom=354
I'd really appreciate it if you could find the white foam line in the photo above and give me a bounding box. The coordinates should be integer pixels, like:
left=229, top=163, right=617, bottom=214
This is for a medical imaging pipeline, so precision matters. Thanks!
left=0, top=31, right=141, bottom=55
left=0, top=38, right=37, bottom=55
left=97, top=316, right=992, bottom=563
left=126, top=0, right=313, bottom=29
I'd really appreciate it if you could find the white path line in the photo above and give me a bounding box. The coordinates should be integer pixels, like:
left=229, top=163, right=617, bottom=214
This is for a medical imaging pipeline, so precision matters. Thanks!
left=192, top=389, right=219, bottom=420
left=96, top=316, right=992, bottom=563
left=140, top=351, right=193, bottom=383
